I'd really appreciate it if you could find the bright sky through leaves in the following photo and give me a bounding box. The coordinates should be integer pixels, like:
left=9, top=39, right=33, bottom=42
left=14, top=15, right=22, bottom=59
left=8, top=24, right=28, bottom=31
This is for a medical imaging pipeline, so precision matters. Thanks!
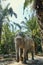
left=1, top=0, right=33, bottom=24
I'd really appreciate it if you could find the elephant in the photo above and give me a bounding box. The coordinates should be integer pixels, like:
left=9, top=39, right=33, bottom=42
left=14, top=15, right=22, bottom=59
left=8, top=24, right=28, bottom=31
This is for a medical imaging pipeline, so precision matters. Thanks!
left=14, top=32, right=35, bottom=63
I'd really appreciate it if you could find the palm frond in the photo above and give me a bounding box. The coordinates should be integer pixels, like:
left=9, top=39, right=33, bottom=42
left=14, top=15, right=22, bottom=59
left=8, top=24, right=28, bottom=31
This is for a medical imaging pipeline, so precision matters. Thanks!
left=24, top=0, right=34, bottom=9
left=13, top=22, right=21, bottom=30
left=8, top=7, right=17, bottom=18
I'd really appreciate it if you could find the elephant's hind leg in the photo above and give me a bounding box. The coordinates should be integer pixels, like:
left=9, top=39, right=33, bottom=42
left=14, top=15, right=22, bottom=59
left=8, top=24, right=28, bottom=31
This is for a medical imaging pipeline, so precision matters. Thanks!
left=31, top=51, right=34, bottom=60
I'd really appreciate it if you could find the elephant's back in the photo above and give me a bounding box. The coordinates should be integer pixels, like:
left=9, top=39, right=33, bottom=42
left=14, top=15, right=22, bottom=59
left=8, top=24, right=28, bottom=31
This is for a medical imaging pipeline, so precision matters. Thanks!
left=24, top=36, right=35, bottom=51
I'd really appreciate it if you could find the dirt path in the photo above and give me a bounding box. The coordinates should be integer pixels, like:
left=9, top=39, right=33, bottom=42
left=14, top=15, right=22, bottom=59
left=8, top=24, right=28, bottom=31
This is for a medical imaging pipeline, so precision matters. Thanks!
left=8, top=56, right=43, bottom=65
left=8, top=61, right=27, bottom=65
left=0, top=55, right=43, bottom=65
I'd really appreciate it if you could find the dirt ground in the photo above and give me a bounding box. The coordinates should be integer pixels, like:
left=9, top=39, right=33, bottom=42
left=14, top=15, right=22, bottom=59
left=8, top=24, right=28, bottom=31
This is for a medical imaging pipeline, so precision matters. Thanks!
left=8, top=55, right=43, bottom=65
left=0, top=55, right=43, bottom=65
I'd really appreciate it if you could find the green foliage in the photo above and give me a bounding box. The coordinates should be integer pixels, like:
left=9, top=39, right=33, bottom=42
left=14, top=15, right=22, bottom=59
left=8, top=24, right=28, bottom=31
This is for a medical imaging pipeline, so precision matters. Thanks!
left=21, top=16, right=42, bottom=52
left=13, top=22, right=21, bottom=30
left=0, top=3, right=17, bottom=21
left=22, top=16, right=40, bottom=36
left=0, top=2, right=17, bottom=44
left=24, top=0, right=34, bottom=9
left=0, top=22, right=15, bottom=54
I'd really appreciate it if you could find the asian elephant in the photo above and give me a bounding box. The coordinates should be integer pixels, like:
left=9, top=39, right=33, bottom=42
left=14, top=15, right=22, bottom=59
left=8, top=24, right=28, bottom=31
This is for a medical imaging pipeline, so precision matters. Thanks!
left=14, top=32, right=35, bottom=63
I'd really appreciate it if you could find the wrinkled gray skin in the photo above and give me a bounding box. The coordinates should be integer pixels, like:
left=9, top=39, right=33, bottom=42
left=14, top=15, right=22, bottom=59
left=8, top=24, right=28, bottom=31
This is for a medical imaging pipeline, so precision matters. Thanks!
left=14, top=34, right=35, bottom=63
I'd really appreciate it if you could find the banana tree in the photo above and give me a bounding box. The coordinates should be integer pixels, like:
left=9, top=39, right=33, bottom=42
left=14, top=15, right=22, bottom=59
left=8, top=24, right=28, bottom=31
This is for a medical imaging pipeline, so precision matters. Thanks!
left=1, top=22, right=16, bottom=54
left=0, top=4, right=17, bottom=44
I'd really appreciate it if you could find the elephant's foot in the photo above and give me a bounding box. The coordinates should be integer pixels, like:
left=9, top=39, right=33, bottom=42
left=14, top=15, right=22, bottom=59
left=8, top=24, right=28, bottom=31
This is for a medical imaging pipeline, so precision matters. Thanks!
left=16, top=56, right=19, bottom=62
left=16, top=59, right=19, bottom=62
left=22, top=61, right=27, bottom=64
left=31, top=52, right=34, bottom=60
left=20, top=57, right=23, bottom=61
left=32, top=57, right=34, bottom=60
left=22, top=59, right=27, bottom=64
left=16, top=58, right=19, bottom=62
left=32, top=55, right=34, bottom=60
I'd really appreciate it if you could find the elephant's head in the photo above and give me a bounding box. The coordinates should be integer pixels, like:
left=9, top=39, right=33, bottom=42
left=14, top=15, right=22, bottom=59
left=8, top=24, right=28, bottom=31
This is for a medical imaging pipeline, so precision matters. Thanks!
left=14, top=32, right=25, bottom=47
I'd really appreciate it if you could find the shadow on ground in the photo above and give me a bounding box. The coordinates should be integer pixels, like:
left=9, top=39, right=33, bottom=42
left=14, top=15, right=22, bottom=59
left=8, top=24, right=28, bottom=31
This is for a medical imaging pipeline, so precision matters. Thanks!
left=7, top=59, right=43, bottom=65
left=26, top=59, right=43, bottom=65
left=0, top=59, right=43, bottom=65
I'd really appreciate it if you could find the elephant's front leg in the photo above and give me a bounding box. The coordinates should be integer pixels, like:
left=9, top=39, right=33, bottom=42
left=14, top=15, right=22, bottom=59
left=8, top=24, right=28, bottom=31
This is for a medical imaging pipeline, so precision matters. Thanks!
left=26, top=51, right=28, bottom=60
left=16, top=47, right=19, bottom=62
left=23, top=49, right=27, bottom=64
left=19, top=48, right=23, bottom=61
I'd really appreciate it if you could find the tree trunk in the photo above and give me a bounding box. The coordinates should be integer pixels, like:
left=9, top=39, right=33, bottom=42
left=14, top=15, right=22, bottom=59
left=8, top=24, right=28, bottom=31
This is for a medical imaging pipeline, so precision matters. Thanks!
left=34, top=0, right=43, bottom=30
left=34, top=0, right=43, bottom=53
left=0, top=21, right=2, bottom=44
left=37, top=10, right=43, bottom=30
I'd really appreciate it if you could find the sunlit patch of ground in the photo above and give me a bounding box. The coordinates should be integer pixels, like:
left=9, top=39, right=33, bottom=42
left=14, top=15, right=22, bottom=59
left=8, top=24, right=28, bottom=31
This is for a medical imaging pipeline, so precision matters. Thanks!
left=8, top=61, right=27, bottom=65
